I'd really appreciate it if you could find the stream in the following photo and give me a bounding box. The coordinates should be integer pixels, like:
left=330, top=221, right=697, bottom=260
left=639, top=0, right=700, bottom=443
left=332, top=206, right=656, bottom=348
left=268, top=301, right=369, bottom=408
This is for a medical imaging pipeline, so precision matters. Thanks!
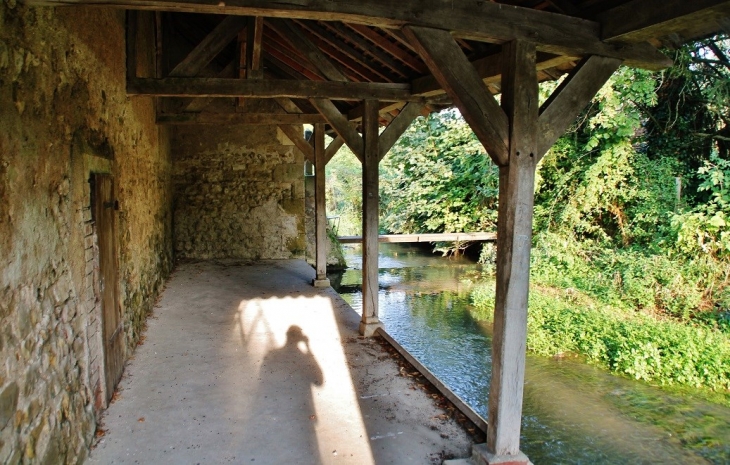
left=328, top=243, right=730, bottom=464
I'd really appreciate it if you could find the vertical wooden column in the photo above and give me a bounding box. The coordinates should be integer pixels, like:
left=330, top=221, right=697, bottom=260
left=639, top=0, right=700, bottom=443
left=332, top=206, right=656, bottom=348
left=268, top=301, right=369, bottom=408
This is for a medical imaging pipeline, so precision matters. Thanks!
left=486, top=40, right=538, bottom=463
left=312, top=123, right=330, bottom=287
left=359, top=100, right=384, bottom=337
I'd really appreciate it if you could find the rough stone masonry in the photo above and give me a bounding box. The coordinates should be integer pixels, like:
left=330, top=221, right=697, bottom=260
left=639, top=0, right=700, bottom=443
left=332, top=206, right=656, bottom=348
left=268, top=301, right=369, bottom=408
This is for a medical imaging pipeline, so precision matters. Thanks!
left=0, top=4, right=319, bottom=463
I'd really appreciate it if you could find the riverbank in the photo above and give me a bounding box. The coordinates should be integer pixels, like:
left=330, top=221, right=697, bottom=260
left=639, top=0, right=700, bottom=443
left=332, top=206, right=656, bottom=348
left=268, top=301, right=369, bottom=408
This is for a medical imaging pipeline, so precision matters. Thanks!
left=332, top=243, right=730, bottom=463
left=471, top=233, right=730, bottom=405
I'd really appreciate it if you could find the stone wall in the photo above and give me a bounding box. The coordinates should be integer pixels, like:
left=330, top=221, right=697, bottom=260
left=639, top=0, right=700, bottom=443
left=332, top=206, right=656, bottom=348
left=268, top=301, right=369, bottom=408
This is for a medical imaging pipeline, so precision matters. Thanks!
left=172, top=114, right=306, bottom=260
left=0, top=5, right=172, bottom=463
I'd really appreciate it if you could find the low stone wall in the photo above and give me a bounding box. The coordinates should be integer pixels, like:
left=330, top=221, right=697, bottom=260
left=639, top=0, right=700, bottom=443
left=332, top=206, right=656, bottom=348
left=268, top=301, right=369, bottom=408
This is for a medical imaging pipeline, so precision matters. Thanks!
left=172, top=115, right=306, bottom=260
left=0, top=6, right=172, bottom=463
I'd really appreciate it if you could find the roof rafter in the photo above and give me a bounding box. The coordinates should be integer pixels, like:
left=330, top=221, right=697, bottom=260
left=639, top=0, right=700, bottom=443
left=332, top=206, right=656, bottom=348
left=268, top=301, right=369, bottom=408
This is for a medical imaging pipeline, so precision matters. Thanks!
left=35, top=0, right=673, bottom=70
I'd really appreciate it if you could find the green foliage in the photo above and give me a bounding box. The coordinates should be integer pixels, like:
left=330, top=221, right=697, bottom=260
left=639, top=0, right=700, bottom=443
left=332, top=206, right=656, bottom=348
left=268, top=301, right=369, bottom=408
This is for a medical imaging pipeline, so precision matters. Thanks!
left=325, top=141, right=362, bottom=236
left=380, top=110, right=499, bottom=241
left=470, top=281, right=730, bottom=394
left=672, top=154, right=730, bottom=259
left=323, top=35, right=730, bottom=392
left=534, top=67, right=678, bottom=246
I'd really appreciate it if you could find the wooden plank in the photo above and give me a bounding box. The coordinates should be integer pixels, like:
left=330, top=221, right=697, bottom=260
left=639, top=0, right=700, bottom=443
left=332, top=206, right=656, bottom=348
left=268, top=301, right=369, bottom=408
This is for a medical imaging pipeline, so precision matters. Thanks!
left=129, top=77, right=421, bottom=102
left=378, top=102, right=424, bottom=161
left=314, top=123, right=328, bottom=281
left=278, top=124, right=314, bottom=163
left=597, top=0, right=730, bottom=43
left=537, top=55, right=621, bottom=159
left=360, top=99, right=381, bottom=335
left=157, top=112, right=327, bottom=125
left=310, top=98, right=364, bottom=161
left=268, top=19, right=349, bottom=82
left=169, top=16, right=247, bottom=77
left=404, top=26, right=509, bottom=166
left=325, top=135, right=345, bottom=164
left=487, top=39, right=539, bottom=459
left=126, top=10, right=138, bottom=82
left=338, top=232, right=497, bottom=243
left=32, top=0, right=673, bottom=70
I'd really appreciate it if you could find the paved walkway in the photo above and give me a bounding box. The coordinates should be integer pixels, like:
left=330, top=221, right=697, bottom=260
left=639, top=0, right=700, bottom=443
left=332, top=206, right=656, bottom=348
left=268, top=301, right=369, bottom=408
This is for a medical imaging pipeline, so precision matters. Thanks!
left=88, top=259, right=472, bottom=464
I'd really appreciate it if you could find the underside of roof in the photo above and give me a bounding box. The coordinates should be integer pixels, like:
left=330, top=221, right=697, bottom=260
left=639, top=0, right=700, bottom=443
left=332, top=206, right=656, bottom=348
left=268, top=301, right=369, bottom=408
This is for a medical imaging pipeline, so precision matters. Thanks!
left=25, top=0, right=730, bottom=129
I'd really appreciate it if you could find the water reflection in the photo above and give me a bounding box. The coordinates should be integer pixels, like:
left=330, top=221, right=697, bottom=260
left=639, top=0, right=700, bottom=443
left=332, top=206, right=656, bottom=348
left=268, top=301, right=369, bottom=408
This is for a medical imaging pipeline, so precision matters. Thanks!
left=331, top=243, right=730, bottom=464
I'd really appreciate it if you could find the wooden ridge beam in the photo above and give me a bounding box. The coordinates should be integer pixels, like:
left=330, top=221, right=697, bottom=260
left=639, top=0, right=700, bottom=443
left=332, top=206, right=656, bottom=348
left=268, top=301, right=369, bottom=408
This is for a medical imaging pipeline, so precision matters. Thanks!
left=404, top=26, right=509, bottom=166
left=128, top=77, right=423, bottom=102
left=378, top=102, right=424, bottom=161
left=169, top=15, right=247, bottom=77
left=278, top=124, right=314, bottom=163
left=597, top=0, right=730, bottom=43
left=311, top=98, right=364, bottom=161
left=39, top=0, right=675, bottom=70
left=537, top=55, right=622, bottom=159
left=157, top=112, right=327, bottom=125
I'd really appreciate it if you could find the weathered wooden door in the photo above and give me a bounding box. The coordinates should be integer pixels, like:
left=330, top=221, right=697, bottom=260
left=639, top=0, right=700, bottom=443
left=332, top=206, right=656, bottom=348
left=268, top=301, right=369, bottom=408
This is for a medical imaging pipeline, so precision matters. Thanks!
left=93, top=174, right=124, bottom=404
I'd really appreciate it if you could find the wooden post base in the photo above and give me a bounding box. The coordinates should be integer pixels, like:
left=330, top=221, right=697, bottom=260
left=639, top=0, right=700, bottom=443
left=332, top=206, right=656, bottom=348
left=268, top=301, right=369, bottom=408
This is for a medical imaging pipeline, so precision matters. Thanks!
left=358, top=320, right=383, bottom=337
left=312, top=278, right=330, bottom=288
left=472, top=444, right=532, bottom=465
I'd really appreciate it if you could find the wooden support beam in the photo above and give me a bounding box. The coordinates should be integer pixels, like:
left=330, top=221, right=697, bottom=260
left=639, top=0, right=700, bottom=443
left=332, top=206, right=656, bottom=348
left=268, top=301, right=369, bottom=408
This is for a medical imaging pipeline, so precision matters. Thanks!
left=278, top=124, right=314, bottom=163
left=597, top=0, right=730, bottom=43
left=181, top=60, right=237, bottom=112
left=411, top=52, right=578, bottom=98
left=486, top=40, right=538, bottom=464
left=310, top=98, right=364, bottom=161
left=157, top=112, right=327, bottom=125
left=537, top=55, right=622, bottom=159
left=404, top=26, right=509, bottom=166
left=269, top=19, right=349, bottom=82
left=325, top=135, right=345, bottom=164
left=313, top=123, right=329, bottom=286
left=378, top=102, right=424, bottom=161
left=245, top=16, right=264, bottom=78
left=169, top=16, right=247, bottom=77
left=128, top=77, right=421, bottom=103
left=31, top=0, right=673, bottom=70
left=126, top=10, right=138, bottom=82
left=359, top=99, right=383, bottom=337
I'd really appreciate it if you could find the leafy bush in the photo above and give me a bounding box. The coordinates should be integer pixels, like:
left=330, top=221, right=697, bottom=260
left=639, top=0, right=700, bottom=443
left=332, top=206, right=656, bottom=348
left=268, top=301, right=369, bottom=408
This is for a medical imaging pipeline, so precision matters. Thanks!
left=470, top=282, right=730, bottom=393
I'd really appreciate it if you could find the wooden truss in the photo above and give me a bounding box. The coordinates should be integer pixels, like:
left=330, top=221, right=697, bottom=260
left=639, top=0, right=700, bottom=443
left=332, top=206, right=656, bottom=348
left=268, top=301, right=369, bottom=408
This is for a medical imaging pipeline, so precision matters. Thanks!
left=51, top=1, right=730, bottom=463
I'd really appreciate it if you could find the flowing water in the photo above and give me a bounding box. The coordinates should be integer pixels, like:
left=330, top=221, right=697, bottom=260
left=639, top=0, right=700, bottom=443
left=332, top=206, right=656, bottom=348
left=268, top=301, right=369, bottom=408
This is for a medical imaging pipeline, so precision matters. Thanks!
left=329, top=243, right=730, bottom=464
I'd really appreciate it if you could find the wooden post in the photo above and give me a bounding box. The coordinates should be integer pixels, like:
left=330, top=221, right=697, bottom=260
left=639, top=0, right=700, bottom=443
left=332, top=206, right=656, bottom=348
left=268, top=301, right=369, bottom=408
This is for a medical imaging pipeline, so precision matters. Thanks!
left=484, top=40, right=538, bottom=464
left=359, top=99, right=383, bottom=337
left=312, top=123, right=330, bottom=288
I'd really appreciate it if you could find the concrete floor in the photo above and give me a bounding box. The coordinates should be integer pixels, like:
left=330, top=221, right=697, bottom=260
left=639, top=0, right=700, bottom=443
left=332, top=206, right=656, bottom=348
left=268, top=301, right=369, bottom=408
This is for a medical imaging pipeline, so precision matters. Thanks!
left=88, top=259, right=473, bottom=464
